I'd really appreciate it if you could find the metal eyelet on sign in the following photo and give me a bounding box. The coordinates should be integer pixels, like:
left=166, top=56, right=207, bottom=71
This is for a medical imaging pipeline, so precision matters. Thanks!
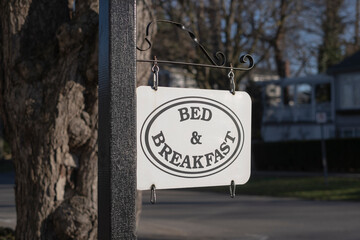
left=230, top=180, right=236, bottom=198
left=150, top=184, right=156, bottom=204
left=151, top=56, right=159, bottom=91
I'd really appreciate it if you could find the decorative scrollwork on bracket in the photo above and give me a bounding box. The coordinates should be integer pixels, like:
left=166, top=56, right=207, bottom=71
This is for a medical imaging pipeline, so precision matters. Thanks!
left=137, top=20, right=254, bottom=71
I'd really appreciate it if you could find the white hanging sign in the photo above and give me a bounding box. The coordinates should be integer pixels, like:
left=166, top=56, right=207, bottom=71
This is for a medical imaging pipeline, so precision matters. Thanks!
left=137, top=86, right=251, bottom=190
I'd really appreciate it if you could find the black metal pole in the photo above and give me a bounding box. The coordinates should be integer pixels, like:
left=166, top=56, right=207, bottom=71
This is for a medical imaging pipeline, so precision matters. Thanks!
left=99, top=0, right=137, bottom=239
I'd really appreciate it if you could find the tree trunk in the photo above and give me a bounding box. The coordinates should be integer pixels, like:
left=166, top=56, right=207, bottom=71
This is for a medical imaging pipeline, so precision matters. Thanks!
left=318, top=0, right=344, bottom=72
left=0, top=0, right=153, bottom=239
left=0, top=1, right=99, bottom=239
left=273, top=0, right=288, bottom=78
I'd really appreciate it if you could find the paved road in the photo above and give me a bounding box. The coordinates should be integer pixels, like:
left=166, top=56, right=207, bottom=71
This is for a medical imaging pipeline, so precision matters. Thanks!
left=1, top=173, right=360, bottom=239
left=138, top=190, right=360, bottom=240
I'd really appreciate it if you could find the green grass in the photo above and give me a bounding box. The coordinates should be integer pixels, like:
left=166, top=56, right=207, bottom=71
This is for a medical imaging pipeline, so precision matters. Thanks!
left=205, top=176, right=360, bottom=201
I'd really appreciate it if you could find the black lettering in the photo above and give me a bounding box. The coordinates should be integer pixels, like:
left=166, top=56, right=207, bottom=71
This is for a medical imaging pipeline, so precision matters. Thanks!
left=190, top=107, right=201, bottom=120
left=204, top=152, right=214, bottom=167
left=179, top=155, right=191, bottom=169
left=224, top=131, right=235, bottom=143
left=192, top=155, right=204, bottom=169
left=152, top=131, right=165, bottom=147
left=158, top=143, right=172, bottom=161
left=170, top=151, right=182, bottom=166
left=214, top=149, right=224, bottom=163
left=201, top=108, right=212, bottom=121
left=178, top=107, right=190, bottom=122
left=220, top=142, right=230, bottom=155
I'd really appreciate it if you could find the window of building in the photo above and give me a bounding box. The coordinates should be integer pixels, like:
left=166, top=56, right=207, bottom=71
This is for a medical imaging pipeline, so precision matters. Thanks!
left=297, top=83, right=312, bottom=104
left=315, top=83, right=331, bottom=103
left=338, top=73, right=360, bottom=109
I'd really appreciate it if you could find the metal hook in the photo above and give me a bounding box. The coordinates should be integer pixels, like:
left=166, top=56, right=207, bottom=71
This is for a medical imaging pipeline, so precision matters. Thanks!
left=151, top=56, right=159, bottom=91
left=150, top=184, right=156, bottom=204
left=230, top=180, right=236, bottom=198
left=228, top=64, right=235, bottom=95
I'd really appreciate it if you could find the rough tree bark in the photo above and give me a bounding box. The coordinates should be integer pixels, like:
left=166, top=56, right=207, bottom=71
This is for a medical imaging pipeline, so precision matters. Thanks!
left=0, top=0, right=153, bottom=239
left=0, top=0, right=99, bottom=239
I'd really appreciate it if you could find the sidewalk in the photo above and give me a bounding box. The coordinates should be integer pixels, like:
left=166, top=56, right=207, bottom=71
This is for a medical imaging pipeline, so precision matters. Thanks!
left=0, top=171, right=15, bottom=229
left=0, top=184, right=16, bottom=229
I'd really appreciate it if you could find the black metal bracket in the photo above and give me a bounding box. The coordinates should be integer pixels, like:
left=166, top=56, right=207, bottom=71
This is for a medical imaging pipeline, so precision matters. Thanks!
left=136, top=20, right=254, bottom=71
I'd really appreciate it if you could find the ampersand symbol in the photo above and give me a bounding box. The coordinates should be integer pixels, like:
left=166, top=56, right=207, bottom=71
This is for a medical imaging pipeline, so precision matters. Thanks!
left=190, top=131, right=202, bottom=145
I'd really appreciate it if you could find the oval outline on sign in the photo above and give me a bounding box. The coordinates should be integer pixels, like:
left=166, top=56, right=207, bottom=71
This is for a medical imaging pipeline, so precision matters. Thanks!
left=140, top=96, right=245, bottom=178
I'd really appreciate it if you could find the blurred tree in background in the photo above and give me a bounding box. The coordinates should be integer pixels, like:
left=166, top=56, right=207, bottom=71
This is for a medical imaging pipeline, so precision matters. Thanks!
left=151, top=0, right=360, bottom=85
left=318, top=0, right=345, bottom=73
left=148, top=0, right=359, bottom=140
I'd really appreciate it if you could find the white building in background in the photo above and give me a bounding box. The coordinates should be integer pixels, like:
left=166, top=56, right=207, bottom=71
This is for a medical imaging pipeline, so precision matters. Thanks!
left=259, top=75, right=335, bottom=142
left=258, top=51, right=360, bottom=142
left=327, top=52, right=360, bottom=138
